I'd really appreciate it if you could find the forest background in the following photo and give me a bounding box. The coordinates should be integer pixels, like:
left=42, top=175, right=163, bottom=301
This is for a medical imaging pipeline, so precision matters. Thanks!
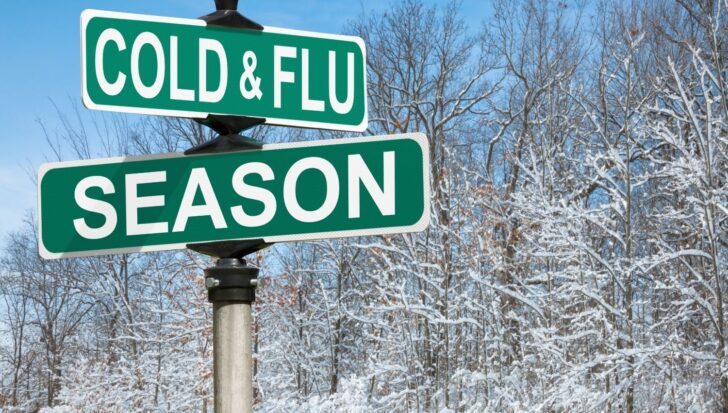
left=1, top=0, right=727, bottom=412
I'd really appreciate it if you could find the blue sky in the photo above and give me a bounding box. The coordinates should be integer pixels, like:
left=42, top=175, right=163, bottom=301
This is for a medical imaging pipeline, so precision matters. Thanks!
left=0, top=0, right=484, bottom=238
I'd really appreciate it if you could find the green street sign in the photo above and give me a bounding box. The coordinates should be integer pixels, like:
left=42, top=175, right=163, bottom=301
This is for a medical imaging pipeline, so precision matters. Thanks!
left=81, top=9, right=368, bottom=131
left=38, top=134, right=429, bottom=259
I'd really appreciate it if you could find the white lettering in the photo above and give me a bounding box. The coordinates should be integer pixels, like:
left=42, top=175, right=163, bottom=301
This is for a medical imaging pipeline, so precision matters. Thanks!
left=95, top=29, right=127, bottom=96
left=231, top=162, right=277, bottom=227
left=199, top=38, right=228, bottom=103
left=284, top=157, right=339, bottom=223
left=348, top=152, right=395, bottom=218
left=301, top=48, right=324, bottom=112
left=173, top=168, right=226, bottom=232
left=130, top=32, right=165, bottom=99
left=329, top=51, right=355, bottom=114
left=73, top=176, right=117, bottom=239
left=125, top=171, right=168, bottom=235
left=170, top=36, right=195, bottom=101
left=274, top=45, right=297, bottom=108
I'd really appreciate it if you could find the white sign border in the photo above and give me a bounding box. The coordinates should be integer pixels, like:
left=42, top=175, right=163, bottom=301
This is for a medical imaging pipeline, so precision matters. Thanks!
left=80, top=9, right=369, bottom=132
left=38, top=133, right=430, bottom=259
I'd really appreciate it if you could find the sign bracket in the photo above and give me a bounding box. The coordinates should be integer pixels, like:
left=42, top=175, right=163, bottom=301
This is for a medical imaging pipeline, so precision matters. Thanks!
left=200, top=0, right=263, bottom=30
left=187, top=239, right=272, bottom=259
left=184, top=133, right=263, bottom=155
left=194, top=114, right=266, bottom=136
left=188, top=114, right=265, bottom=154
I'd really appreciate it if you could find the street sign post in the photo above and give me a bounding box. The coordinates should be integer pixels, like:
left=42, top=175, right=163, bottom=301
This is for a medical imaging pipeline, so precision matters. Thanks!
left=38, top=133, right=429, bottom=259
left=53, top=4, right=430, bottom=411
left=81, top=9, right=368, bottom=131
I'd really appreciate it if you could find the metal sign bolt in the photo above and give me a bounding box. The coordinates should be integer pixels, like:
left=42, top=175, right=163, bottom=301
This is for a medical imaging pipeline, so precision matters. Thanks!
left=205, top=277, right=221, bottom=289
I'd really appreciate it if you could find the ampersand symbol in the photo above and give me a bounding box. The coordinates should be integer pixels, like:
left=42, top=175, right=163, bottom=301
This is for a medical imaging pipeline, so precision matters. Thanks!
left=240, top=51, right=262, bottom=100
